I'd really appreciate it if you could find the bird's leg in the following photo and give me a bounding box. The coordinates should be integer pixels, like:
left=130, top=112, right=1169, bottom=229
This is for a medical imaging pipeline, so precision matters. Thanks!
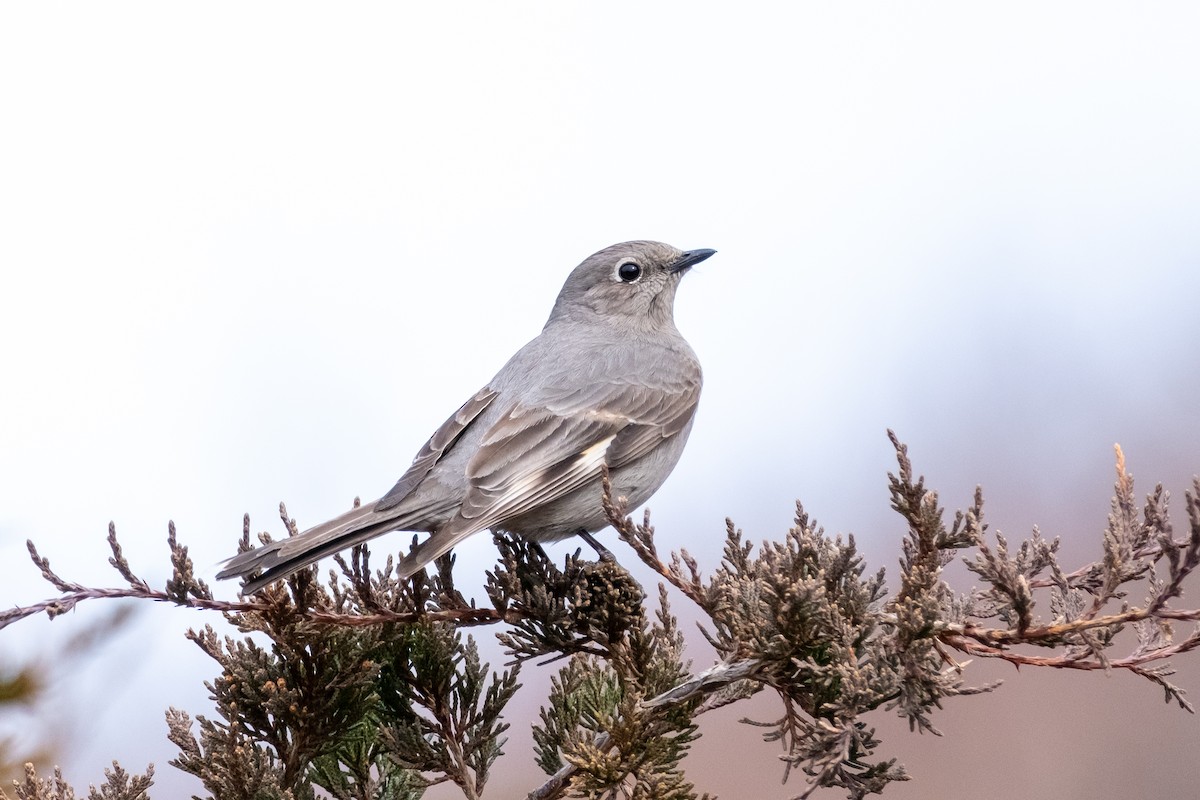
left=576, top=529, right=616, bottom=563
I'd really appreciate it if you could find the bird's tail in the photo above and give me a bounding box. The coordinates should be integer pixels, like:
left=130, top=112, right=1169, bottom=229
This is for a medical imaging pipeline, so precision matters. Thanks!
left=217, top=501, right=429, bottom=595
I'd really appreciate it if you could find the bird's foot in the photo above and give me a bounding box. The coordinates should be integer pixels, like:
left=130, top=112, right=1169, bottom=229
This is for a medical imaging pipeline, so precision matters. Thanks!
left=576, top=529, right=616, bottom=563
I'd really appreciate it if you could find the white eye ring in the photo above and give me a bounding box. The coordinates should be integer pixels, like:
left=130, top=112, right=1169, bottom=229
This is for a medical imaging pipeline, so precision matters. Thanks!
left=616, top=261, right=642, bottom=283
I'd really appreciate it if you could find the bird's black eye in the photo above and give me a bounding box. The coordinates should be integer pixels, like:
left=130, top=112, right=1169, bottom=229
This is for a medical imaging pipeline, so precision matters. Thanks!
left=617, top=261, right=642, bottom=282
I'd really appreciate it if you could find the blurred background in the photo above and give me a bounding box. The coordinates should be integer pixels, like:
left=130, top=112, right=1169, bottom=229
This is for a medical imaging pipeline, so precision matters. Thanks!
left=2, top=3, right=1199, bottom=797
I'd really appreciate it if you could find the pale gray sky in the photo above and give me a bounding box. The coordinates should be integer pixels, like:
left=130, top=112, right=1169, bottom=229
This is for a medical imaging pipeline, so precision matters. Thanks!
left=2, top=4, right=1199, bottom=798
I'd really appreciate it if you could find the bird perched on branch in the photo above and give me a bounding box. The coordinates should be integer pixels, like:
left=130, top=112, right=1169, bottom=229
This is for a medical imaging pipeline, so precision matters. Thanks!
left=218, top=240, right=716, bottom=594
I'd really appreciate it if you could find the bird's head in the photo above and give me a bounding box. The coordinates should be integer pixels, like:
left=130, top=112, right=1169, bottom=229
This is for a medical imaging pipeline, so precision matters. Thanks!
left=546, top=240, right=716, bottom=332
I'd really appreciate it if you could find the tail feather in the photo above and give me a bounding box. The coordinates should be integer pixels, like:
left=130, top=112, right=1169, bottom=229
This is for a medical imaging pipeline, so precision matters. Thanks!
left=393, top=521, right=485, bottom=580
left=217, top=500, right=434, bottom=595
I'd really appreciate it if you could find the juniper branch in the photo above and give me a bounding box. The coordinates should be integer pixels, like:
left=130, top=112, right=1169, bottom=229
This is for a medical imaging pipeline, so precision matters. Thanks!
left=3, top=527, right=528, bottom=632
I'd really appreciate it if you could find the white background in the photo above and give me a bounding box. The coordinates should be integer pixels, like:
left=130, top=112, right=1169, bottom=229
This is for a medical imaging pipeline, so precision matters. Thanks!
left=2, top=4, right=1199, bottom=798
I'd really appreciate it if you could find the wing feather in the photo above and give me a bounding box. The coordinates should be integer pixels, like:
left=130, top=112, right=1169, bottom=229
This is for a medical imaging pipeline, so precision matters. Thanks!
left=375, top=387, right=498, bottom=512
left=455, top=359, right=700, bottom=531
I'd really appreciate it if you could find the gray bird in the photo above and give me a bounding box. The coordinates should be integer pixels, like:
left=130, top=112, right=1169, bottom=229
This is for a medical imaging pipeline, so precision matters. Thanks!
left=217, top=240, right=715, bottom=594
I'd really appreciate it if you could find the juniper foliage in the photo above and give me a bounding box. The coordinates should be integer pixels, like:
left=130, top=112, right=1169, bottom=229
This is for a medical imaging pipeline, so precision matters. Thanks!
left=4, top=436, right=1200, bottom=799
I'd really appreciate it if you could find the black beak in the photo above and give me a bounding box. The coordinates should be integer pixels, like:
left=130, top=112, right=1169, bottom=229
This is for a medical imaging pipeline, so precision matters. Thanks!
left=670, top=248, right=717, bottom=273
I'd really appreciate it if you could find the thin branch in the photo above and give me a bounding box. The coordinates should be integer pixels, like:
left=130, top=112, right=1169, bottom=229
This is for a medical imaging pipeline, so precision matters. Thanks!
left=943, top=629, right=1200, bottom=682
left=0, top=585, right=525, bottom=631
left=952, top=605, right=1200, bottom=647
left=601, top=469, right=708, bottom=608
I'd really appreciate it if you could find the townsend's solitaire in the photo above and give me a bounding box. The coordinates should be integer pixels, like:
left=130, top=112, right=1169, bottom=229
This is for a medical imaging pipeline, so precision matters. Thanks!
left=218, top=240, right=716, bottom=594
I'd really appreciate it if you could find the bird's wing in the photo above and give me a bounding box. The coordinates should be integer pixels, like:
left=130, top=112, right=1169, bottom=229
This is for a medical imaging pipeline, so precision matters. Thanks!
left=375, top=386, right=499, bottom=512
left=456, top=373, right=700, bottom=530
left=600, top=381, right=701, bottom=468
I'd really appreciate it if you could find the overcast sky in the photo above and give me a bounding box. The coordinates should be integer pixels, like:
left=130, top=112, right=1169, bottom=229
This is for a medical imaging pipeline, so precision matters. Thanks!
left=2, top=4, right=1199, bottom=798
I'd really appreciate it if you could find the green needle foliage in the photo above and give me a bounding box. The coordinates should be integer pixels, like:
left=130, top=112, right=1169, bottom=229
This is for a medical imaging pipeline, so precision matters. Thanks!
left=4, top=435, right=1200, bottom=799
